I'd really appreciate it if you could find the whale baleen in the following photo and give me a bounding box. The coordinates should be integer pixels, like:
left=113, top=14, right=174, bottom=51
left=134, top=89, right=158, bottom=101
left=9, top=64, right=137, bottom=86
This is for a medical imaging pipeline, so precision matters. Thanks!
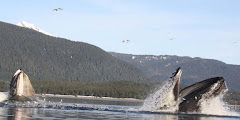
left=178, top=77, right=227, bottom=112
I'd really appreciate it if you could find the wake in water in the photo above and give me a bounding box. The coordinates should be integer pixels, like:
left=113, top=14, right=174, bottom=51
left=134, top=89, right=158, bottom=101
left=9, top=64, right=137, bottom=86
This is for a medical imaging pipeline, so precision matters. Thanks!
left=1, top=96, right=239, bottom=119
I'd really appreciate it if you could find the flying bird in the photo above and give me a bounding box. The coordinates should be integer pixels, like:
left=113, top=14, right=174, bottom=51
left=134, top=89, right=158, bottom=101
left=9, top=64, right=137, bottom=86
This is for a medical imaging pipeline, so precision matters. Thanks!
left=53, top=8, right=63, bottom=12
left=168, top=32, right=175, bottom=40
left=122, top=40, right=130, bottom=43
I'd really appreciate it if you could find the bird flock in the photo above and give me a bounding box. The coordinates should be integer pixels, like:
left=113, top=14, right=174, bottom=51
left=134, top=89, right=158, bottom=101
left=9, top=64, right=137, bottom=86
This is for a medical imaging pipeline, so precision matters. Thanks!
left=51, top=8, right=239, bottom=45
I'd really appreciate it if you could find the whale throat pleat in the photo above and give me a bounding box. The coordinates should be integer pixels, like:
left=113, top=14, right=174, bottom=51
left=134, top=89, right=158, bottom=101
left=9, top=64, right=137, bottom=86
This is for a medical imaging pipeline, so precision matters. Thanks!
left=16, top=73, right=24, bottom=96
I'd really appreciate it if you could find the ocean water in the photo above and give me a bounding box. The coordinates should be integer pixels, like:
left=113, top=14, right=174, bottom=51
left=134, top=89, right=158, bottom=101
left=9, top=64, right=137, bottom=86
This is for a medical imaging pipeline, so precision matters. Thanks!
left=0, top=97, right=239, bottom=120
left=1, top=79, right=239, bottom=119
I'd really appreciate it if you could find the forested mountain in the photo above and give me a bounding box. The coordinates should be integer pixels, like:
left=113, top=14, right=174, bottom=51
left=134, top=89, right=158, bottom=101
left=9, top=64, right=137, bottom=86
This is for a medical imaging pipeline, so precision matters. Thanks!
left=0, top=21, right=149, bottom=82
left=109, top=52, right=240, bottom=91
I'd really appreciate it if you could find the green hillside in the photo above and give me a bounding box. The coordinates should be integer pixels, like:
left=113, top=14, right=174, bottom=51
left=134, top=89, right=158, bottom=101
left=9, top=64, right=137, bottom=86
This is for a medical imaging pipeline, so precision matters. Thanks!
left=0, top=21, right=148, bottom=82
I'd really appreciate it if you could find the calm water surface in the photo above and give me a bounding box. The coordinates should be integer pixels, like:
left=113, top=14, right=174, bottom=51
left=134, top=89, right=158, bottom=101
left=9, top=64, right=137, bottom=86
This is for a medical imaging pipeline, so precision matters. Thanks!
left=0, top=97, right=239, bottom=120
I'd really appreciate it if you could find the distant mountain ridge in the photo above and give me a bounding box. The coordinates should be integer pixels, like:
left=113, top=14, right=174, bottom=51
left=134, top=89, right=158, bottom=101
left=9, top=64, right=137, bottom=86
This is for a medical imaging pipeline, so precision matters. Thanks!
left=0, top=21, right=148, bottom=82
left=109, top=52, right=240, bottom=91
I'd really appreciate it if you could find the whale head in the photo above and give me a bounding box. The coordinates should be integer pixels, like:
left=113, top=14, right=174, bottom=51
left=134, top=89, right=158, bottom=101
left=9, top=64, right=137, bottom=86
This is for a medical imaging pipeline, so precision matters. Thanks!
left=9, top=69, right=35, bottom=101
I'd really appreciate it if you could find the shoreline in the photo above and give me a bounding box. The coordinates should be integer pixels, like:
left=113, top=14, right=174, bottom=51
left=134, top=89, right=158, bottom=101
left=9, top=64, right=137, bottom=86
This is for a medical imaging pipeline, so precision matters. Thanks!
left=36, top=94, right=144, bottom=102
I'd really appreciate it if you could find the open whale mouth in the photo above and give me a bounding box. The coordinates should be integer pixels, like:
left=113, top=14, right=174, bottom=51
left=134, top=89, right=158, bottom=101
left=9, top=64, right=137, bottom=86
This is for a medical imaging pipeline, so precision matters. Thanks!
left=179, top=77, right=227, bottom=98
left=9, top=69, right=23, bottom=97
left=9, top=69, right=35, bottom=101
left=178, top=76, right=228, bottom=113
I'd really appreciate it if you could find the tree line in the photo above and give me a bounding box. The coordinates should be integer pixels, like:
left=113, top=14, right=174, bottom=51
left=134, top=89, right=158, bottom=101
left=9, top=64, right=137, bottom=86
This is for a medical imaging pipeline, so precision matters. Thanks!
left=0, top=80, right=160, bottom=99
left=0, top=80, right=239, bottom=104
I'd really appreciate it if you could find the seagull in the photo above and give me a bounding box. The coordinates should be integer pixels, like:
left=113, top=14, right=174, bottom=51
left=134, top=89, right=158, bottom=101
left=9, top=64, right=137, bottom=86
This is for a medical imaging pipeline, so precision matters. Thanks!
left=168, top=32, right=175, bottom=40
left=122, top=40, right=130, bottom=43
left=53, top=9, right=58, bottom=11
left=53, top=8, right=63, bottom=12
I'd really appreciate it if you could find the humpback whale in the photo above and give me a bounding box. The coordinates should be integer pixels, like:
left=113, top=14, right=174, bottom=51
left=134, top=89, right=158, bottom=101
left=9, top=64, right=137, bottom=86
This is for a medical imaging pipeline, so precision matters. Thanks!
left=9, top=69, right=36, bottom=101
left=178, top=77, right=227, bottom=112
left=170, top=67, right=228, bottom=113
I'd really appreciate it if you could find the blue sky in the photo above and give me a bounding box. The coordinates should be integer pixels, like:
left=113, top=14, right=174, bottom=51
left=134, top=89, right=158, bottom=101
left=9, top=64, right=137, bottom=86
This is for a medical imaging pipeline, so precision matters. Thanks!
left=1, top=0, right=240, bottom=64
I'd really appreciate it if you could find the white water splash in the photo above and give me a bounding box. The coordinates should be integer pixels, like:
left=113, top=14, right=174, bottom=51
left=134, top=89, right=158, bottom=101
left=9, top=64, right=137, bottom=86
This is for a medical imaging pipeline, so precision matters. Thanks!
left=140, top=80, right=178, bottom=112
left=0, top=92, right=8, bottom=102
left=198, top=82, right=239, bottom=116
left=199, top=95, right=239, bottom=116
